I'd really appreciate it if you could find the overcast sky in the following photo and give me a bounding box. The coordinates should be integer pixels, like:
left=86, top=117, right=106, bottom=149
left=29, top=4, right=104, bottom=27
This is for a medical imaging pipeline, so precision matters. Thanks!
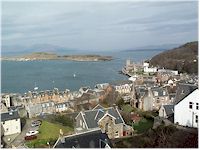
left=2, top=1, right=198, bottom=51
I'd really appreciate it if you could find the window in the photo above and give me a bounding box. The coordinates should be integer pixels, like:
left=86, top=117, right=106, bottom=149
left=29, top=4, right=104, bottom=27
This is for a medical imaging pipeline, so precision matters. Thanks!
left=196, top=103, right=199, bottom=110
left=115, top=131, right=119, bottom=137
left=189, top=102, right=193, bottom=109
left=195, top=115, right=198, bottom=123
left=80, top=120, right=82, bottom=126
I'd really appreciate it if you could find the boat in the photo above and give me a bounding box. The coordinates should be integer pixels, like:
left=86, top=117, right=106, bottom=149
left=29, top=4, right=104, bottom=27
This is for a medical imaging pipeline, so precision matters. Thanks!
left=73, top=74, right=76, bottom=78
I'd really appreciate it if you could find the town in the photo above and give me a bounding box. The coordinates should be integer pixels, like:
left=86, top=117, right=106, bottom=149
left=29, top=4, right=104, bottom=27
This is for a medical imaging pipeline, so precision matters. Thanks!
left=1, top=60, right=198, bottom=148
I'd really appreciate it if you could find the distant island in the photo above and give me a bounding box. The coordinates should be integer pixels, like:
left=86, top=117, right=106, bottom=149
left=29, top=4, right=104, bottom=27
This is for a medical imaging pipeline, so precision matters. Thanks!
left=1, top=52, right=113, bottom=62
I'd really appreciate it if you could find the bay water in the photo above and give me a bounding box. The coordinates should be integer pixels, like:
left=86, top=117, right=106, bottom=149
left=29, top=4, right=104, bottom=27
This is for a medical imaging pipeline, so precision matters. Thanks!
left=1, top=50, right=162, bottom=93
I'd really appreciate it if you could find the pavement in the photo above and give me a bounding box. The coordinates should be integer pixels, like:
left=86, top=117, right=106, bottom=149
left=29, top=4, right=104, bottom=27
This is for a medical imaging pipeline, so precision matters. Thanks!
left=3, top=118, right=40, bottom=148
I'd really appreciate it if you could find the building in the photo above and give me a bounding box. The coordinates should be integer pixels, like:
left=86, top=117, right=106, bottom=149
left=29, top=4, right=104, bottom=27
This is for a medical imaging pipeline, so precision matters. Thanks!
left=111, top=80, right=133, bottom=94
left=53, top=129, right=112, bottom=148
left=151, top=87, right=170, bottom=110
left=55, top=102, right=70, bottom=113
left=159, top=105, right=174, bottom=119
left=174, top=83, right=198, bottom=128
left=75, top=105, right=133, bottom=139
left=143, top=62, right=157, bottom=73
left=1, top=111, right=21, bottom=136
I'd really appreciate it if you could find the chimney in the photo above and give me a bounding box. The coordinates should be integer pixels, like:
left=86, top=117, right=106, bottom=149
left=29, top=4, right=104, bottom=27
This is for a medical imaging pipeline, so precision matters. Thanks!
left=113, top=104, right=118, bottom=109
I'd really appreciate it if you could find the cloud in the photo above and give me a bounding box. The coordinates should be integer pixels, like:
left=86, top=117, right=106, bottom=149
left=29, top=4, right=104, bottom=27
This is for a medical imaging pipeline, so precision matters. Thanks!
left=2, top=1, right=198, bottom=51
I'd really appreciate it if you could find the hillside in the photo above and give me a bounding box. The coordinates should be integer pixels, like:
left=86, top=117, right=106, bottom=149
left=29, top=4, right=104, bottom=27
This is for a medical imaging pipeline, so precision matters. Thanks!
left=149, top=41, right=198, bottom=74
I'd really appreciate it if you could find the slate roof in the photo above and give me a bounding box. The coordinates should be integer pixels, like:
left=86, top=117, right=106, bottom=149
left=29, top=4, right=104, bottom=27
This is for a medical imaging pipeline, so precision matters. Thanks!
left=151, top=87, right=168, bottom=97
left=54, top=129, right=112, bottom=148
left=163, top=105, right=174, bottom=116
left=78, top=107, right=124, bottom=129
left=135, top=86, right=147, bottom=98
left=1, top=111, right=20, bottom=122
left=110, top=80, right=132, bottom=86
left=174, top=83, right=198, bottom=104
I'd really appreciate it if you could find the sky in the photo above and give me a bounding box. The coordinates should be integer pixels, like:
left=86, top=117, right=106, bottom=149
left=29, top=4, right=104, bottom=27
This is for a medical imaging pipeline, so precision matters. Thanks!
left=2, top=1, right=198, bottom=51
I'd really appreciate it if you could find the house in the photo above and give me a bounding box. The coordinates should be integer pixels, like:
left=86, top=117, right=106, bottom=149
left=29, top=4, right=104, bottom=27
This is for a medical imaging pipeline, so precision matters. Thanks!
left=26, top=103, right=43, bottom=118
left=40, top=101, right=55, bottom=114
left=95, top=83, right=110, bottom=90
left=1, top=94, right=11, bottom=108
left=0, top=103, right=8, bottom=113
left=53, top=129, right=112, bottom=148
left=174, top=88, right=199, bottom=128
left=8, top=105, right=27, bottom=118
left=74, top=93, right=99, bottom=111
left=79, top=87, right=90, bottom=94
left=1, top=111, right=21, bottom=136
left=111, top=80, right=133, bottom=94
left=151, top=87, right=170, bottom=110
left=75, top=105, right=133, bottom=139
left=159, top=105, right=174, bottom=119
left=143, top=62, right=157, bottom=73
left=55, top=102, right=70, bottom=113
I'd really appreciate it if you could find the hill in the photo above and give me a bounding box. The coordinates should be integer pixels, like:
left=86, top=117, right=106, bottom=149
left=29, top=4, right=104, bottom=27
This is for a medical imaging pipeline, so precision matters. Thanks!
left=149, top=41, right=198, bottom=74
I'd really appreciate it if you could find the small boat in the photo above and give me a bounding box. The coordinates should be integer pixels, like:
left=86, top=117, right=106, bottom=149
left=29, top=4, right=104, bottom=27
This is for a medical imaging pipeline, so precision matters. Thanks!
left=34, top=87, right=38, bottom=90
left=73, top=74, right=76, bottom=78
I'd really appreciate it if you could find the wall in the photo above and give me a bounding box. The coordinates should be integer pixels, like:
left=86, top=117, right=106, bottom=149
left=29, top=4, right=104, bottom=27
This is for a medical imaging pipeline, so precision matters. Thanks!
left=1, top=118, right=21, bottom=136
left=98, top=115, right=123, bottom=139
left=174, top=89, right=199, bottom=128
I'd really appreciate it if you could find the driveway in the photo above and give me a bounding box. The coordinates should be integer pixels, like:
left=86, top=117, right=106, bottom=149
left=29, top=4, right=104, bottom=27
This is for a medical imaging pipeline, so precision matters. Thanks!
left=7, top=118, right=40, bottom=148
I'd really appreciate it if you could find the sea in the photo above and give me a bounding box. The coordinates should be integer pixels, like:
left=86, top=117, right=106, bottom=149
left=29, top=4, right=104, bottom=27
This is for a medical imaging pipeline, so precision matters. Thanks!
left=1, top=50, right=163, bottom=94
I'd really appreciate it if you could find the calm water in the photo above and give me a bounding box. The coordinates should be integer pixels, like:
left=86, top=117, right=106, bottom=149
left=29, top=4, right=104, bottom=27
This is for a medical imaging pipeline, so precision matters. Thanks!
left=1, top=50, right=161, bottom=93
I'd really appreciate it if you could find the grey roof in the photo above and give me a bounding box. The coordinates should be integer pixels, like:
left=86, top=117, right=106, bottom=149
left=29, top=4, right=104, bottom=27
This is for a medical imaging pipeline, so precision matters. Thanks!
left=1, top=111, right=20, bottom=122
left=54, top=129, right=112, bottom=148
left=80, top=107, right=124, bottom=129
left=174, top=83, right=198, bottom=104
left=135, top=86, right=147, bottom=98
left=163, top=105, right=174, bottom=116
left=151, top=87, right=168, bottom=97
left=111, top=80, right=132, bottom=86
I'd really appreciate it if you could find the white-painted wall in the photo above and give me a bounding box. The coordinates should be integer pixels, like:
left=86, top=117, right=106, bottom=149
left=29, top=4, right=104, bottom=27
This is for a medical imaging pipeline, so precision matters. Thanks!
left=1, top=118, right=21, bottom=136
left=174, top=89, right=199, bottom=128
left=115, top=84, right=132, bottom=94
left=144, top=67, right=157, bottom=73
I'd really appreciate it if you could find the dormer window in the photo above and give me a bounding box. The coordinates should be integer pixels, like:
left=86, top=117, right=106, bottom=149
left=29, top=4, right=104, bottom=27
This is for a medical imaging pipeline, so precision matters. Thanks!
left=181, top=90, right=185, bottom=94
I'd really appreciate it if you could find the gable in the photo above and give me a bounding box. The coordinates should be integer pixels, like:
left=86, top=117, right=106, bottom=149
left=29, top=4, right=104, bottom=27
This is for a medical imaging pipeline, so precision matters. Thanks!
left=176, top=89, right=199, bottom=106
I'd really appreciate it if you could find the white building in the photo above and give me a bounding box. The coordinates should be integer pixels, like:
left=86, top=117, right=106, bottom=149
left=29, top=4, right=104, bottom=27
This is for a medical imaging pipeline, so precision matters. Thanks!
left=143, top=62, right=157, bottom=73
left=112, top=81, right=133, bottom=94
left=174, top=89, right=199, bottom=128
left=1, top=111, right=21, bottom=136
left=1, top=94, right=11, bottom=108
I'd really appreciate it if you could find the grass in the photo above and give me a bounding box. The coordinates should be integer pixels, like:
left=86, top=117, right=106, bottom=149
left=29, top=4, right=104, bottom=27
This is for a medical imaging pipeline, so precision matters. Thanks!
left=25, top=120, right=73, bottom=148
left=133, top=118, right=154, bottom=134
left=122, top=104, right=134, bottom=113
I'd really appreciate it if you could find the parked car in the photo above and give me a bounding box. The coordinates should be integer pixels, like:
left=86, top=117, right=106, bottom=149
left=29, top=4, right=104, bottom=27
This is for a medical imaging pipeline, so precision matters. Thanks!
left=31, top=120, right=42, bottom=127
left=26, top=130, right=39, bottom=136
left=24, top=135, right=37, bottom=141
